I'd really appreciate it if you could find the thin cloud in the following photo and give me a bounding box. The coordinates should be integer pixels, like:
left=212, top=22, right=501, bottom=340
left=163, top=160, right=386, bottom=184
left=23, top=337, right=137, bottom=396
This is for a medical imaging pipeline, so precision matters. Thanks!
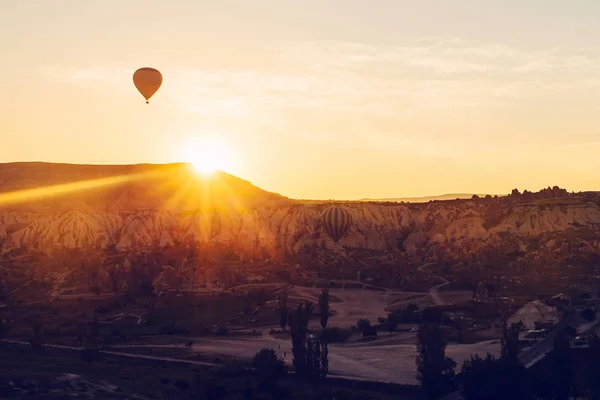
left=41, top=38, right=600, bottom=160
left=564, top=141, right=600, bottom=148
left=46, top=38, right=600, bottom=117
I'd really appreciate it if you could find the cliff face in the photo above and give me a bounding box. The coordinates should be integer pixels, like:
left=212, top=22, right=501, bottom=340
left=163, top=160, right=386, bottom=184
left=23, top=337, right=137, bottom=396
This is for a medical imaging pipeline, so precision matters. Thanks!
left=0, top=163, right=599, bottom=265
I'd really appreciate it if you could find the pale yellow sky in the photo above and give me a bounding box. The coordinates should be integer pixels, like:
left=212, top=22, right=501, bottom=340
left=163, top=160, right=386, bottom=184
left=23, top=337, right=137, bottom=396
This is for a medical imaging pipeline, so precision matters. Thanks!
left=1, top=0, right=600, bottom=199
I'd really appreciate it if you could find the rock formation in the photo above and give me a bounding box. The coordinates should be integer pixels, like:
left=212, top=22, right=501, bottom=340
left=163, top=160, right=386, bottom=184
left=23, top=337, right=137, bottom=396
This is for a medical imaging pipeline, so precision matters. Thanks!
left=0, top=162, right=598, bottom=268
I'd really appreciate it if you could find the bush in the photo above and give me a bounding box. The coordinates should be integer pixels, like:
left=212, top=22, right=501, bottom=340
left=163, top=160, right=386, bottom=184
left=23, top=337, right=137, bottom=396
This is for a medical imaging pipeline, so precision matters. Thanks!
left=319, top=327, right=353, bottom=343
left=581, top=308, right=596, bottom=322
left=28, top=337, right=45, bottom=355
left=159, top=325, right=190, bottom=335
left=80, top=347, right=101, bottom=364
left=212, top=361, right=249, bottom=378
left=421, top=307, right=443, bottom=323
left=356, top=318, right=371, bottom=333
left=251, top=348, right=285, bottom=384
left=459, top=353, right=529, bottom=400
left=215, top=326, right=229, bottom=336
left=362, top=325, right=378, bottom=338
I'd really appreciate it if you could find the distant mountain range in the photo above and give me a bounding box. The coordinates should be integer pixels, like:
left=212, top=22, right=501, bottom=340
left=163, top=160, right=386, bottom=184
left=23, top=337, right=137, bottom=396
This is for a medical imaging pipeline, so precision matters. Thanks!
left=357, top=193, right=494, bottom=203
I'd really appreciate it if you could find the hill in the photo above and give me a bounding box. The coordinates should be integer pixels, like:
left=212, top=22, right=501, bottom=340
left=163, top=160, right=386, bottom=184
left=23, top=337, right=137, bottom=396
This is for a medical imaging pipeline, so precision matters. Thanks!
left=0, top=162, right=291, bottom=212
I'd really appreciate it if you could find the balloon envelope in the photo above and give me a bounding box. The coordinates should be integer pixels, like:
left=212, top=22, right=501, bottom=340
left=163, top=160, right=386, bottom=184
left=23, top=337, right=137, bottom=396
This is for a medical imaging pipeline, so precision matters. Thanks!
left=133, top=67, right=162, bottom=103
left=321, top=205, right=353, bottom=243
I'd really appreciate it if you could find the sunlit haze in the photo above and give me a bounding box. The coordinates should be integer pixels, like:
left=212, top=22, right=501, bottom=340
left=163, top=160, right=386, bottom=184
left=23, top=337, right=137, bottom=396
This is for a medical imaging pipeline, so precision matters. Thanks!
left=180, top=135, right=236, bottom=176
left=2, top=0, right=600, bottom=199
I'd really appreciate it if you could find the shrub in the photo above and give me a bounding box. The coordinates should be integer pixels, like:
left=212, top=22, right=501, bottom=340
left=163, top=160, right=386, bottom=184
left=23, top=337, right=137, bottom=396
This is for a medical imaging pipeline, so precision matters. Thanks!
left=159, top=325, right=190, bottom=335
left=362, top=325, right=378, bottom=338
left=212, top=361, right=249, bottom=378
left=581, top=308, right=596, bottom=322
left=356, top=318, right=371, bottom=333
left=251, top=348, right=285, bottom=384
left=319, top=327, right=353, bottom=343
left=215, top=326, right=229, bottom=336
left=28, top=337, right=45, bottom=355
left=80, top=347, right=101, bottom=364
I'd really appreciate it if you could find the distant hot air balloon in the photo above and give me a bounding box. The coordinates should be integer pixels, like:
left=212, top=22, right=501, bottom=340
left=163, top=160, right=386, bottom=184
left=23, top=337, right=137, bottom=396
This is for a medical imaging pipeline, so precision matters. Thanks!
left=321, top=205, right=353, bottom=243
left=133, top=67, right=162, bottom=104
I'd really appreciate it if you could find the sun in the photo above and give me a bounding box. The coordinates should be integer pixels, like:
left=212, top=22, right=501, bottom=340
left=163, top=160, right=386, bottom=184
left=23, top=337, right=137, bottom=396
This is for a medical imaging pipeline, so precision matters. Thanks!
left=181, top=137, right=234, bottom=176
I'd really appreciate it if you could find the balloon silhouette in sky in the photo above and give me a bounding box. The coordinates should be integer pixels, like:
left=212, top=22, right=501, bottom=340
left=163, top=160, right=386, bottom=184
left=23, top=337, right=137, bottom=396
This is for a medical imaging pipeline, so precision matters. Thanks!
left=133, top=67, right=162, bottom=104
left=321, top=205, right=353, bottom=243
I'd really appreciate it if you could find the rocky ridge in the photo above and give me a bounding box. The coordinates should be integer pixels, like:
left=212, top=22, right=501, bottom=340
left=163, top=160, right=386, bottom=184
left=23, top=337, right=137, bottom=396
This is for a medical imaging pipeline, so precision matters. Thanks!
left=0, top=163, right=597, bottom=267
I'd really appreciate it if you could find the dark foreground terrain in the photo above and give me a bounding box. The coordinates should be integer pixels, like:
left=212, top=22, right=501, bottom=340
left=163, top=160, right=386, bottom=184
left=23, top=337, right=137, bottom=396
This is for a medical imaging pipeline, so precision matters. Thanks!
left=0, top=342, right=424, bottom=400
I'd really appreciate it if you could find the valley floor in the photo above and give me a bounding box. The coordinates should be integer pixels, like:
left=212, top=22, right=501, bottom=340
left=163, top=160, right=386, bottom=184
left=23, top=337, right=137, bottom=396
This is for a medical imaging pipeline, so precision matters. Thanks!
left=90, top=284, right=491, bottom=385
left=1, top=267, right=501, bottom=386
left=106, top=334, right=500, bottom=385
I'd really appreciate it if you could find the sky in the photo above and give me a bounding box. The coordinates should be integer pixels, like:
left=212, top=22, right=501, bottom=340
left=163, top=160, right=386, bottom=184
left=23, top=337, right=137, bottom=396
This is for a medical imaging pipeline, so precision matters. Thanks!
left=1, top=0, right=600, bottom=200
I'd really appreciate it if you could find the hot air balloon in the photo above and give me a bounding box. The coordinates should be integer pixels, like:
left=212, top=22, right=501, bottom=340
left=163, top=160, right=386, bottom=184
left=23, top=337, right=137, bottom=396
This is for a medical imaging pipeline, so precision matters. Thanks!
left=133, top=67, right=162, bottom=104
left=321, top=205, right=353, bottom=243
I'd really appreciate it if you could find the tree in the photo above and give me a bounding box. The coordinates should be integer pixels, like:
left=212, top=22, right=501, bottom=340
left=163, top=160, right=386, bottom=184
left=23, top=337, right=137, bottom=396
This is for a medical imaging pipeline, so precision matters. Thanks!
left=28, top=314, right=45, bottom=355
left=580, top=308, right=596, bottom=322
left=278, top=290, right=288, bottom=331
left=105, top=263, right=124, bottom=294
left=387, top=320, right=398, bottom=336
left=546, top=329, right=574, bottom=400
left=80, top=347, right=100, bottom=364
left=289, top=303, right=327, bottom=381
left=415, top=323, right=456, bottom=399
left=204, top=382, right=228, bottom=400
left=459, top=353, right=531, bottom=400
left=356, top=318, right=371, bottom=333
left=242, top=382, right=254, bottom=400
left=496, top=321, right=530, bottom=399
left=304, top=301, right=314, bottom=321
left=362, top=325, right=378, bottom=338
left=318, top=289, right=330, bottom=330
left=454, top=317, right=474, bottom=343
left=91, top=312, right=99, bottom=338
left=251, top=348, right=285, bottom=386
left=459, top=353, right=500, bottom=400
left=587, top=330, right=600, bottom=400
left=290, top=304, right=310, bottom=378
left=500, top=320, right=520, bottom=364
left=421, top=307, right=443, bottom=323
left=402, top=303, right=419, bottom=323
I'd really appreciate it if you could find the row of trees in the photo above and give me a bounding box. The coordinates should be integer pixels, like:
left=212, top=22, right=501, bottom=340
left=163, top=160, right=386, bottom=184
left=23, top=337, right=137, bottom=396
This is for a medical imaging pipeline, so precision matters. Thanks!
left=277, top=288, right=331, bottom=332
left=271, top=288, right=333, bottom=383
left=416, top=319, right=600, bottom=400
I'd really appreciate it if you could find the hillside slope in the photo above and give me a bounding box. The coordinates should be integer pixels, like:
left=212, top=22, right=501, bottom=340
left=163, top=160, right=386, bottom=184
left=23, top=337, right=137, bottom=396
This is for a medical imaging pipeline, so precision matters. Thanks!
left=0, top=162, right=290, bottom=212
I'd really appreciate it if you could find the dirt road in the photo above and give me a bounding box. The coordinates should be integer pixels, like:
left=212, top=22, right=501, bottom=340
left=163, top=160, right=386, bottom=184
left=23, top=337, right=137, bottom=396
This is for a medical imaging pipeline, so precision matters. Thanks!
left=417, top=262, right=450, bottom=306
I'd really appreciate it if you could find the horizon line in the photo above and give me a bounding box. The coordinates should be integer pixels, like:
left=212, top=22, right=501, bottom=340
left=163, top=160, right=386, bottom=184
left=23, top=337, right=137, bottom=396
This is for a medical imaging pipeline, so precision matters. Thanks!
left=0, top=161, right=595, bottom=201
